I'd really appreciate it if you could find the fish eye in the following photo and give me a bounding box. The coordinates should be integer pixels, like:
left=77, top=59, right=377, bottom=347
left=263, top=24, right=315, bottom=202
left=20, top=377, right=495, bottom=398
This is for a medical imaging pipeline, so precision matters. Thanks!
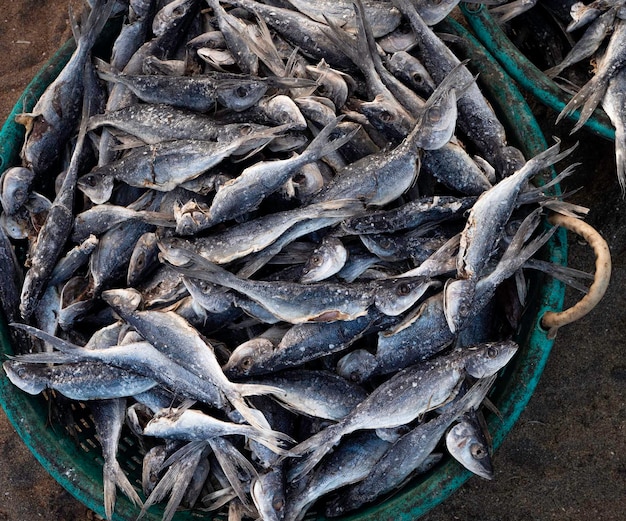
left=379, top=110, right=394, bottom=122
left=82, top=175, right=98, bottom=187
left=486, top=346, right=499, bottom=359
left=411, top=72, right=424, bottom=85
left=377, top=237, right=392, bottom=249
left=236, top=86, right=249, bottom=98
left=272, top=497, right=285, bottom=511
left=317, top=83, right=328, bottom=95
left=311, top=254, right=323, bottom=266
left=470, top=443, right=487, bottom=459
left=240, top=357, right=253, bottom=369
left=427, top=106, right=442, bottom=123
left=396, top=282, right=411, bottom=296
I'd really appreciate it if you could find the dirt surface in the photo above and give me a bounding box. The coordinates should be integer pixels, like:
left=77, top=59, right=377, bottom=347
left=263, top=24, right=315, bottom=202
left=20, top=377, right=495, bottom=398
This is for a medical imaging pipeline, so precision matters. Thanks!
left=0, top=2, right=624, bottom=521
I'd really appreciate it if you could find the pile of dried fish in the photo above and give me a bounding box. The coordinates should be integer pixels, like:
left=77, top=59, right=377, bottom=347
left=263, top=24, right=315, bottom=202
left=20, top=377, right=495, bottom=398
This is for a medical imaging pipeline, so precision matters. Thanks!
left=0, top=0, right=590, bottom=520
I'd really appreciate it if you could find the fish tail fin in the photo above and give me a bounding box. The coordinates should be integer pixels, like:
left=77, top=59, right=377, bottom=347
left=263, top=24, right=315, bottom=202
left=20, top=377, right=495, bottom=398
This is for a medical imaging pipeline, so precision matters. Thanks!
left=287, top=423, right=344, bottom=480
left=74, top=0, right=117, bottom=52
left=103, top=460, right=143, bottom=521
left=614, top=125, right=626, bottom=196
left=525, top=139, right=578, bottom=175
left=209, top=438, right=256, bottom=510
left=302, top=116, right=360, bottom=161
left=556, top=74, right=606, bottom=133
left=543, top=63, right=564, bottom=79
left=228, top=392, right=273, bottom=431
left=232, top=122, right=299, bottom=163
left=138, top=442, right=206, bottom=521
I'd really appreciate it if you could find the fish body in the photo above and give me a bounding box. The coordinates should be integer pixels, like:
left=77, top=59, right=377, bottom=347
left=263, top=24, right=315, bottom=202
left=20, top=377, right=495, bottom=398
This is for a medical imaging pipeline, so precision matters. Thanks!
left=16, top=0, right=114, bottom=175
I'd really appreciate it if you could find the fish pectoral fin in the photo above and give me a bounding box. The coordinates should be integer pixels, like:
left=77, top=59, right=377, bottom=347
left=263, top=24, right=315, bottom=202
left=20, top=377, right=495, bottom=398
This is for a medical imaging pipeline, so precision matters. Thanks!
left=309, top=309, right=353, bottom=322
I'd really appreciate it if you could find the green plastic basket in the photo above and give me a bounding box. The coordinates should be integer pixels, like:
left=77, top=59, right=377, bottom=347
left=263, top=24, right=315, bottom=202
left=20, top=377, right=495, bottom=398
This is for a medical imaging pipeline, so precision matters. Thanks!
left=0, top=17, right=567, bottom=521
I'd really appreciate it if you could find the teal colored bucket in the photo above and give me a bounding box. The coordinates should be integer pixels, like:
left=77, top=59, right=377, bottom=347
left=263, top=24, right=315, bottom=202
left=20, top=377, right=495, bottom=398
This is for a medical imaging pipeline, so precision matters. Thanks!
left=0, top=19, right=567, bottom=521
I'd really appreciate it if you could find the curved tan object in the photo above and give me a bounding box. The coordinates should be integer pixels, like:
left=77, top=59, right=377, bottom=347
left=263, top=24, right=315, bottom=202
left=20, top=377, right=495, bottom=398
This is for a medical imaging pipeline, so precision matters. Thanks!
left=541, top=213, right=612, bottom=339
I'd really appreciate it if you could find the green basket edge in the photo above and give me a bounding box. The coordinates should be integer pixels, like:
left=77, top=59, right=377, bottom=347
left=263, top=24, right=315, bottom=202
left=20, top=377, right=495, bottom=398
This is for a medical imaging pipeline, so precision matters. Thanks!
left=0, top=18, right=567, bottom=521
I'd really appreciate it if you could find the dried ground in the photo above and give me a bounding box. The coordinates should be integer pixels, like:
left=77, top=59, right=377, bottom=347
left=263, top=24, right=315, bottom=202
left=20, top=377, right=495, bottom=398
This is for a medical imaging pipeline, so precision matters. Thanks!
left=0, top=2, right=624, bottom=520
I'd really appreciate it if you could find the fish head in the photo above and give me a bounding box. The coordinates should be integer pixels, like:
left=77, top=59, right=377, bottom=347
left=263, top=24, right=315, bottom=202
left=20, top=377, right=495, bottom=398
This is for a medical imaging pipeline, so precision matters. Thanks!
left=464, top=340, right=519, bottom=378
left=358, top=98, right=413, bottom=141
left=77, top=171, right=114, bottom=204
left=251, top=472, right=286, bottom=521
left=0, top=207, right=35, bottom=240
left=216, top=80, right=268, bottom=112
left=446, top=419, right=494, bottom=480
left=443, top=277, right=476, bottom=334
left=262, top=95, right=307, bottom=129
left=223, top=338, right=275, bottom=378
left=0, top=166, right=35, bottom=215
left=336, top=348, right=377, bottom=383
left=304, top=65, right=350, bottom=109
left=2, top=360, right=48, bottom=395
left=294, top=95, right=337, bottom=127
left=413, top=87, right=458, bottom=150
left=101, top=287, right=143, bottom=314
left=378, top=27, right=418, bottom=54
left=374, top=277, right=438, bottom=316
left=300, top=237, right=347, bottom=283
left=291, top=162, right=326, bottom=200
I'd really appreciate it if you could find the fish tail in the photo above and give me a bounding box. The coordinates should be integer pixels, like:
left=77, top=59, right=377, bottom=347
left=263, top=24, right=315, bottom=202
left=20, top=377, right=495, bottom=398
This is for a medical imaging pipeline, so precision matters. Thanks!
left=287, top=423, right=343, bottom=480
left=543, top=63, right=564, bottom=79
left=614, top=125, right=626, bottom=196
left=228, top=392, right=273, bottom=431
left=303, top=116, right=360, bottom=162
left=10, top=323, right=84, bottom=355
left=138, top=443, right=206, bottom=521
left=75, top=0, right=117, bottom=52
left=103, top=460, right=143, bottom=521
left=208, top=438, right=256, bottom=510
left=556, top=74, right=606, bottom=133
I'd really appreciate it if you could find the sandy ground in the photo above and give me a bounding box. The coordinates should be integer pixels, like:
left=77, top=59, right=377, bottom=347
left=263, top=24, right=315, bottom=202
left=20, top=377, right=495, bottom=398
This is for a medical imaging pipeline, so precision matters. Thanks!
left=0, top=2, right=624, bottom=521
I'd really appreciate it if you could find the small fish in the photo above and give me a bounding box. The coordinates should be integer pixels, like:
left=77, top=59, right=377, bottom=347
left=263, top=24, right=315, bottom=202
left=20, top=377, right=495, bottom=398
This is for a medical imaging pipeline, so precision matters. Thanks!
left=15, top=0, right=114, bottom=175
left=160, top=245, right=435, bottom=324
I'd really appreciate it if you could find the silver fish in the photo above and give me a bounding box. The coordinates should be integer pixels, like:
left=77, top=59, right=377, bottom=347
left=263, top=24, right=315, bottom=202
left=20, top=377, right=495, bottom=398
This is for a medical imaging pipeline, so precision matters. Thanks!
left=287, top=341, right=518, bottom=479
left=325, top=375, right=496, bottom=515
